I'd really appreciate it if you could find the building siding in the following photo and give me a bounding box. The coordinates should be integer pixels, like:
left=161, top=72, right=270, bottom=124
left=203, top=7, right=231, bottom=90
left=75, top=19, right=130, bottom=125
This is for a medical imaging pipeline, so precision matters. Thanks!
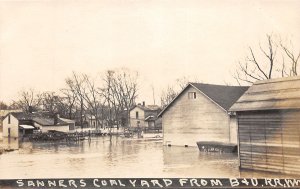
left=2, top=114, right=19, bottom=138
left=162, top=86, right=235, bottom=147
left=238, top=110, right=300, bottom=175
left=41, top=125, right=70, bottom=132
left=130, top=107, right=146, bottom=127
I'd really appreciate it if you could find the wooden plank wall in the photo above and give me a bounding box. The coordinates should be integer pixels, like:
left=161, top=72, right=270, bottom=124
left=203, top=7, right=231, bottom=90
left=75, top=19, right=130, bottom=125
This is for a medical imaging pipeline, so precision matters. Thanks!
left=238, top=110, right=300, bottom=175
left=163, top=86, right=232, bottom=147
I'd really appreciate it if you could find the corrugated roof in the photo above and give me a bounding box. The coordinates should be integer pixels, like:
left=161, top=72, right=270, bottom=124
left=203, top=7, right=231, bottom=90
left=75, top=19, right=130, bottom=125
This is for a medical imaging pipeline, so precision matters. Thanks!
left=229, top=76, right=300, bottom=111
left=158, top=83, right=248, bottom=116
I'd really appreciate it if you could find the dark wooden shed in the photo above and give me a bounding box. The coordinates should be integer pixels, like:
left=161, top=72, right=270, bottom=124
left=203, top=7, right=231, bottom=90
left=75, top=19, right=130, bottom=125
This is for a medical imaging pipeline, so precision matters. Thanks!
left=230, top=76, right=300, bottom=175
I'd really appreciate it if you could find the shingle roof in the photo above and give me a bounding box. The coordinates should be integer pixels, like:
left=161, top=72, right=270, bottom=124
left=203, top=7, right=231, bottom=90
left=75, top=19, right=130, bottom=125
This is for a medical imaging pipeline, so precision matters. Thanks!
left=0, top=109, right=22, bottom=118
left=11, top=112, right=34, bottom=120
left=33, top=117, right=68, bottom=126
left=229, top=76, right=300, bottom=111
left=158, top=83, right=248, bottom=116
left=10, top=112, right=71, bottom=126
left=190, top=83, right=249, bottom=111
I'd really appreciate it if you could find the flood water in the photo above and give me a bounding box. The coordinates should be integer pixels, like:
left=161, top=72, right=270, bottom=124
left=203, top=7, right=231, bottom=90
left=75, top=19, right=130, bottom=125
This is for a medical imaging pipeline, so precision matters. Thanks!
left=0, top=136, right=293, bottom=178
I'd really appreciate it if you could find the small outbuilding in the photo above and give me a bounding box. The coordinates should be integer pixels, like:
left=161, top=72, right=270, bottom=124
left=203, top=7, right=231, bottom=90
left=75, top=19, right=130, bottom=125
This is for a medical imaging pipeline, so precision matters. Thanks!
left=230, top=76, right=300, bottom=175
left=158, top=83, right=248, bottom=147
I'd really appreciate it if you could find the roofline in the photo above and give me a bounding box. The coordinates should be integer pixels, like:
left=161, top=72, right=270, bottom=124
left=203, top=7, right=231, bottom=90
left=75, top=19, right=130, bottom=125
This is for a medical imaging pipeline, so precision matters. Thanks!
left=231, top=107, right=300, bottom=112
left=158, top=84, right=191, bottom=117
left=33, top=120, right=69, bottom=126
left=254, top=76, right=300, bottom=85
left=4, top=112, right=27, bottom=121
left=158, top=83, right=228, bottom=117
left=189, top=83, right=227, bottom=112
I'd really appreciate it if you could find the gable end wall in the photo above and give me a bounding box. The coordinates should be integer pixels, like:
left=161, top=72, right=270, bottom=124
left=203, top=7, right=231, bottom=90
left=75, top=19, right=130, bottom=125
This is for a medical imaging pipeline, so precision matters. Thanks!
left=162, top=86, right=236, bottom=147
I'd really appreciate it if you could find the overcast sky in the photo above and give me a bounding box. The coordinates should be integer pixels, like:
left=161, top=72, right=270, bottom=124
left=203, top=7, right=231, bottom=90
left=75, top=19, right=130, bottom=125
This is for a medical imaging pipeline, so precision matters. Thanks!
left=0, top=0, right=300, bottom=105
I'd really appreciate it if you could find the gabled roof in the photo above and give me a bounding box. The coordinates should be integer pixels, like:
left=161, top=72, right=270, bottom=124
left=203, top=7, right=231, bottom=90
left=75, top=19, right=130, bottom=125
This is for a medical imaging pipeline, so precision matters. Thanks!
left=0, top=109, right=22, bottom=118
left=33, top=117, right=68, bottom=126
left=158, top=83, right=249, bottom=117
left=10, top=112, right=34, bottom=120
left=9, top=112, right=72, bottom=126
left=229, top=76, right=300, bottom=111
left=145, top=115, right=156, bottom=121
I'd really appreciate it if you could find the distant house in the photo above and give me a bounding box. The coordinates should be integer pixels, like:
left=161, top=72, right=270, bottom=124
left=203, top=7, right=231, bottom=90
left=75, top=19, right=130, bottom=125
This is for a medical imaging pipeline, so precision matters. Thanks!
left=158, top=83, right=248, bottom=147
left=2, top=112, right=75, bottom=138
left=85, top=114, right=97, bottom=129
left=33, top=116, right=72, bottom=133
left=230, top=76, right=300, bottom=175
left=0, top=109, right=22, bottom=134
left=129, top=102, right=161, bottom=128
left=2, top=112, right=35, bottom=138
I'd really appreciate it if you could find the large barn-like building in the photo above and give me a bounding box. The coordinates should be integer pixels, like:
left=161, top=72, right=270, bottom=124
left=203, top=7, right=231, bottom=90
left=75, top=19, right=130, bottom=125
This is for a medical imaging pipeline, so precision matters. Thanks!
left=230, top=76, right=300, bottom=175
left=158, top=83, right=248, bottom=147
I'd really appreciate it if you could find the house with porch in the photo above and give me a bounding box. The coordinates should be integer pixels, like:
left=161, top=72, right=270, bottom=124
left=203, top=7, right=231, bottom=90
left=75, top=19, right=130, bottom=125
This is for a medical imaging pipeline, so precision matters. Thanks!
left=2, top=112, right=75, bottom=138
left=129, top=102, right=161, bottom=128
left=158, top=82, right=248, bottom=147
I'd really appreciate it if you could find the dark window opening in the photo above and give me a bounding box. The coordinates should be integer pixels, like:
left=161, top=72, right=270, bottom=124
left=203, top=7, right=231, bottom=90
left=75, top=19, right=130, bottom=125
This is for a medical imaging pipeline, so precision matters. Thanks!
left=8, top=114, right=11, bottom=124
left=136, top=111, right=139, bottom=119
left=188, top=92, right=197, bottom=99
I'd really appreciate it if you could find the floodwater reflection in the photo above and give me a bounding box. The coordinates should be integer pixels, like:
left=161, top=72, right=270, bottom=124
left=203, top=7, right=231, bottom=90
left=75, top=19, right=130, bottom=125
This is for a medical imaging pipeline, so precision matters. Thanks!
left=0, top=136, right=295, bottom=178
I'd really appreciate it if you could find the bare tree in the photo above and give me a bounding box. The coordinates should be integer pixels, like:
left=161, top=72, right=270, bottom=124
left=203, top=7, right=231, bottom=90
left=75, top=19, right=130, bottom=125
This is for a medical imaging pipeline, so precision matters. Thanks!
left=60, top=88, right=77, bottom=119
left=101, top=68, right=139, bottom=128
left=0, top=101, right=9, bottom=110
left=65, top=72, right=87, bottom=129
left=13, top=89, right=42, bottom=112
left=40, top=91, right=61, bottom=114
left=233, top=34, right=299, bottom=85
left=280, top=40, right=300, bottom=77
left=161, top=85, right=177, bottom=108
left=161, top=76, right=199, bottom=107
left=115, top=69, right=139, bottom=127
left=233, top=34, right=278, bottom=85
left=81, top=74, right=105, bottom=129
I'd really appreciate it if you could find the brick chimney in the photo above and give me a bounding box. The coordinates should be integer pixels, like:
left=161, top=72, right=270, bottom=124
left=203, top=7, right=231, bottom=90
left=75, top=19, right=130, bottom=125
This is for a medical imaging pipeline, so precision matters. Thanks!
left=142, top=101, right=145, bottom=106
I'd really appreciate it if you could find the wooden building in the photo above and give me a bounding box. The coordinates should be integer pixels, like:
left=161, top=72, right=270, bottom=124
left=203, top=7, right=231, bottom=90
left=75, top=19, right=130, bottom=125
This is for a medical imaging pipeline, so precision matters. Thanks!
left=230, top=76, right=300, bottom=175
left=2, top=112, right=75, bottom=138
left=159, top=83, right=248, bottom=147
left=2, top=112, right=35, bottom=138
left=0, top=109, right=22, bottom=135
left=33, top=117, right=71, bottom=133
left=129, top=102, right=161, bottom=128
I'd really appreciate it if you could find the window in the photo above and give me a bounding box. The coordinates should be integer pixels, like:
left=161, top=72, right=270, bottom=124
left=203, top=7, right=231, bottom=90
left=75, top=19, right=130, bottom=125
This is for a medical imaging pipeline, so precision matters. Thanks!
left=8, top=114, right=11, bottom=124
left=188, top=92, right=197, bottom=99
left=136, top=111, right=139, bottom=119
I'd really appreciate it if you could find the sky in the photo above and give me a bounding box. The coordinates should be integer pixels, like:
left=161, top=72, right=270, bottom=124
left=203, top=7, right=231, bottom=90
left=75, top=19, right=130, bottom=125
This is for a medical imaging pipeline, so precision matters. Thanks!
left=0, top=0, right=300, bottom=105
